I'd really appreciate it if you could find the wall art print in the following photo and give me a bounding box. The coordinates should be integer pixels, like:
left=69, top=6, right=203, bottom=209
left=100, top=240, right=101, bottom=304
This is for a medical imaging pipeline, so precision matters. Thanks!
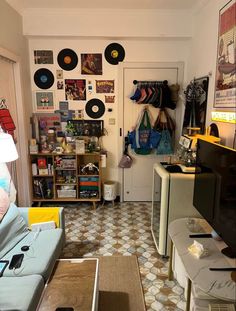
left=35, top=91, right=54, bottom=111
left=81, top=53, right=103, bottom=75
left=214, top=0, right=236, bottom=108
left=34, top=50, right=53, bottom=64
left=96, top=80, right=115, bottom=93
left=65, top=79, right=86, bottom=100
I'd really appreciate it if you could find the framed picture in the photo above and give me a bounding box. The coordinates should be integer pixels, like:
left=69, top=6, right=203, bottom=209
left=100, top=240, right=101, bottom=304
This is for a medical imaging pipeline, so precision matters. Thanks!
left=35, top=91, right=54, bottom=111
left=214, top=0, right=236, bottom=108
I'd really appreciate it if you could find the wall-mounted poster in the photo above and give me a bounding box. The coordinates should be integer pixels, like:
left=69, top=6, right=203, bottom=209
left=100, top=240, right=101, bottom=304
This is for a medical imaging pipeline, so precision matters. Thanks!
left=34, top=50, right=53, bottom=64
left=96, top=80, right=114, bottom=93
left=35, top=91, right=54, bottom=111
left=81, top=54, right=103, bottom=75
left=214, top=0, right=236, bottom=108
left=65, top=79, right=86, bottom=100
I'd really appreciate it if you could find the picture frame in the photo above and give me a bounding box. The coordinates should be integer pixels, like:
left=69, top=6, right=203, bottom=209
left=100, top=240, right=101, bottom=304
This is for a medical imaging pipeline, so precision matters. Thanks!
left=214, top=0, right=236, bottom=108
left=35, top=91, right=55, bottom=112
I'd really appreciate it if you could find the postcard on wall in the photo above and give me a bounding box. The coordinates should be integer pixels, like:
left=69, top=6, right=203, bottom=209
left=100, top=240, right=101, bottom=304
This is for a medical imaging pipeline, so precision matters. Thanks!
left=214, top=0, right=236, bottom=108
left=81, top=53, right=103, bottom=75
left=57, top=80, right=64, bottom=90
left=34, top=50, right=53, bottom=64
left=56, top=69, right=63, bottom=79
left=96, top=80, right=115, bottom=93
left=35, top=91, right=54, bottom=111
left=105, top=95, right=115, bottom=103
left=65, top=79, right=86, bottom=100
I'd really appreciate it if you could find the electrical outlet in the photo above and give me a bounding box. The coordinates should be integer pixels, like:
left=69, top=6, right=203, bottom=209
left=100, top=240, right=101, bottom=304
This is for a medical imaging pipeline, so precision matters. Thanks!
left=109, top=118, right=116, bottom=125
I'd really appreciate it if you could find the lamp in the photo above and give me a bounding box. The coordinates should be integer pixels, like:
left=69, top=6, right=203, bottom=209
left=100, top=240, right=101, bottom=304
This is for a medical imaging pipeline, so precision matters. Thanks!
left=0, top=129, right=18, bottom=163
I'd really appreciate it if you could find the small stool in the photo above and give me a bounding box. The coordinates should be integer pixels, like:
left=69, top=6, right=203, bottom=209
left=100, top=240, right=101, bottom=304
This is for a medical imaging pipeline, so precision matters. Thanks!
left=102, top=181, right=117, bottom=207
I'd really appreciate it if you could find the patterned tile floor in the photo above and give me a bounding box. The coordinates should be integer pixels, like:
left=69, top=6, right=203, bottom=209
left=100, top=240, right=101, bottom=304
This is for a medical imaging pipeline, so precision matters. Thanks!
left=61, top=202, right=186, bottom=311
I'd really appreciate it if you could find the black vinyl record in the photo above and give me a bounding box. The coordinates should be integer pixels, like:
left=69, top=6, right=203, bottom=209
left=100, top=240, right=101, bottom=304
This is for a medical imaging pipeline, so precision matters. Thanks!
left=105, top=43, right=125, bottom=65
left=34, top=68, right=54, bottom=89
left=57, top=48, right=78, bottom=71
left=85, top=98, right=105, bottom=119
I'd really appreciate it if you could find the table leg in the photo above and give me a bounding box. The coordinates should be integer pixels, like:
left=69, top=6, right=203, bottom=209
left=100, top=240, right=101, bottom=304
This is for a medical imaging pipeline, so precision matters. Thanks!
left=185, top=278, right=192, bottom=311
left=168, top=240, right=173, bottom=281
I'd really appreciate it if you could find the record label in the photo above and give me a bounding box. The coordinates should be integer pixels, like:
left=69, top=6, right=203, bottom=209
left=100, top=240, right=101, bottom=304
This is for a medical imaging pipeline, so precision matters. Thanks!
left=34, top=68, right=54, bottom=89
left=57, top=48, right=78, bottom=71
left=105, top=43, right=125, bottom=65
left=85, top=98, right=105, bottom=119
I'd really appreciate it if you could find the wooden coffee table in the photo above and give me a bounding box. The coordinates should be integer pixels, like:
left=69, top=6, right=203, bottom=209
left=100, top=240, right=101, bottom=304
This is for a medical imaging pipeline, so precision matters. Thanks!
left=37, top=258, right=99, bottom=311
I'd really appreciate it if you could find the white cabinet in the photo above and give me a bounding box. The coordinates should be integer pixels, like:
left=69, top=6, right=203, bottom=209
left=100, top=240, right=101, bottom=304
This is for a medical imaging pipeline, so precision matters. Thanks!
left=151, top=162, right=201, bottom=256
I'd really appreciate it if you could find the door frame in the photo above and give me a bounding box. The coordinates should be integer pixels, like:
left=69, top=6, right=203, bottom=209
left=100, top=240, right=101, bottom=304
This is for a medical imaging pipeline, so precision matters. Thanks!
left=0, top=46, right=30, bottom=205
left=118, top=62, right=184, bottom=202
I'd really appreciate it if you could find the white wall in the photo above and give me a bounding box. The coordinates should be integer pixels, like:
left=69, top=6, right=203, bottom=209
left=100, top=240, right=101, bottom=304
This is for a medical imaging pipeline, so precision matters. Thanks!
left=23, top=8, right=193, bottom=39
left=187, top=0, right=235, bottom=148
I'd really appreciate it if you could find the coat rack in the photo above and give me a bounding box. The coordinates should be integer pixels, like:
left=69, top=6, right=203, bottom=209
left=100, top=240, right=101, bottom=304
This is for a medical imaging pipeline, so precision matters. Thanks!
left=133, top=80, right=168, bottom=85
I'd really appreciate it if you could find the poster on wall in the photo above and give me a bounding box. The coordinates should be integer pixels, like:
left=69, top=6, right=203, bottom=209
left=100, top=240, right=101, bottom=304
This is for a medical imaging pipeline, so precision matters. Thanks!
left=34, top=50, right=53, bottom=64
left=65, top=79, right=86, bottom=100
left=214, top=0, right=236, bottom=108
left=81, top=53, right=103, bottom=75
left=35, top=91, right=54, bottom=111
left=96, top=80, right=114, bottom=93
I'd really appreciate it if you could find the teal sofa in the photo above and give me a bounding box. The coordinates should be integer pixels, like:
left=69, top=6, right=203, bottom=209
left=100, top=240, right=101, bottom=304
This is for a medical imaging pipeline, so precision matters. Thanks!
left=0, top=204, right=65, bottom=311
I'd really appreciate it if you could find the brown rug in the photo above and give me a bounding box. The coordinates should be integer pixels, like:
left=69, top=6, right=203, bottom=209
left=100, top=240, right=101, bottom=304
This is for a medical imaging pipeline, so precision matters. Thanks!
left=98, top=256, right=146, bottom=311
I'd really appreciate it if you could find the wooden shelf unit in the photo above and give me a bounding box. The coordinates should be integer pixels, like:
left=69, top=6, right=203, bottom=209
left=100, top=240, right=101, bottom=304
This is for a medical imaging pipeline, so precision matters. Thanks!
left=29, top=153, right=101, bottom=208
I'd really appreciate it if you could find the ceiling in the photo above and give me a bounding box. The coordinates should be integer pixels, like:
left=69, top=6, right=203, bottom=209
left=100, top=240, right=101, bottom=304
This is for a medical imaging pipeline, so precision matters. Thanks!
left=5, top=0, right=205, bottom=13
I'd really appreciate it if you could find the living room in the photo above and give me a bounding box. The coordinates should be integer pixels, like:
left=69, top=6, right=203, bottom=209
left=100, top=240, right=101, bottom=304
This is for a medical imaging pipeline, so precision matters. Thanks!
left=0, top=0, right=235, bottom=310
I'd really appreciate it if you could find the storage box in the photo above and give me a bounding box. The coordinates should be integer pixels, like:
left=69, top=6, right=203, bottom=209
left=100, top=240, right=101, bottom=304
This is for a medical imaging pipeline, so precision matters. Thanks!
left=57, top=190, right=76, bottom=198
left=38, top=168, right=49, bottom=175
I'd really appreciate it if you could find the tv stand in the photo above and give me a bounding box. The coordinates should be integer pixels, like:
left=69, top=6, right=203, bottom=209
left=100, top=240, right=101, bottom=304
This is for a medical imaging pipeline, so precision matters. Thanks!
left=222, top=246, right=236, bottom=259
left=168, top=218, right=236, bottom=311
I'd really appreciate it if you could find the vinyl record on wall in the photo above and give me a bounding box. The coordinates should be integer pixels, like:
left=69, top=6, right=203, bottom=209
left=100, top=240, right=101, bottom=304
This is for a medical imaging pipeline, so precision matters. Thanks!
left=57, top=48, right=78, bottom=71
left=34, top=68, right=54, bottom=89
left=104, top=43, right=125, bottom=65
left=85, top=98, right=105, bottom=119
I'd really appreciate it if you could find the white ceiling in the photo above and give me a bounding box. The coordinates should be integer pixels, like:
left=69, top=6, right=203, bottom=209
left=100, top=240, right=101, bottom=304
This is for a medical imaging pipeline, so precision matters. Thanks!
left=5, top=0, right=205, bottom=13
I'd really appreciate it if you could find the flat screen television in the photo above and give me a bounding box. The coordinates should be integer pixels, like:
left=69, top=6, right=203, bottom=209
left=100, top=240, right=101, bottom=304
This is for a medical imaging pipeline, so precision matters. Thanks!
left=193, top=139, right=236, bottom=258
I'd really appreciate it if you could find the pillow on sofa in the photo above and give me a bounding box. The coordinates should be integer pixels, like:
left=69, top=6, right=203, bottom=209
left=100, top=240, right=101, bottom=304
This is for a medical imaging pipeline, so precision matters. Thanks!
left=0, top=188, right=10, bottom=222
left=0, top=203, right=29, bottom=259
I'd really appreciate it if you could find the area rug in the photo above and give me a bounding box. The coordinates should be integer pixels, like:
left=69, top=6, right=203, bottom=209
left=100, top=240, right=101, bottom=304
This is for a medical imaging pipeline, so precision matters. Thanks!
left=98, top=255, right=146, bottom=311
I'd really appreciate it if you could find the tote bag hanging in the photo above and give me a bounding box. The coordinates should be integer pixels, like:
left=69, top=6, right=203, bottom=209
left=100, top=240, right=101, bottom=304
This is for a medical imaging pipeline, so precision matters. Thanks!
left=128, top=108, right=152, bottom=155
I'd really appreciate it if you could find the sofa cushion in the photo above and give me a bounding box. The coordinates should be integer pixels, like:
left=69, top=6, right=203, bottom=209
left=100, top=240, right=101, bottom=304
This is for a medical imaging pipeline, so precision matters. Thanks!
left=0, top=188, right=10, bottom=222
left=0, top=203, right=29, bottom=259
left=0, top=274, right=44, bottom=311
left=2, top=228, right=64, bottom=280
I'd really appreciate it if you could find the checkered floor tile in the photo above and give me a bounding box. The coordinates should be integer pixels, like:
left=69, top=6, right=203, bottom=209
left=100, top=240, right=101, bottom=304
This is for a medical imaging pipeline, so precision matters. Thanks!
left=60, top=202, right=186, bottom=311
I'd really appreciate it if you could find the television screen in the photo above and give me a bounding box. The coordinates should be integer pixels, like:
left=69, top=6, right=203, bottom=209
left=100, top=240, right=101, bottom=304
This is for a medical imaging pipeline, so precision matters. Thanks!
left=193, top=139, right=236, bottom=258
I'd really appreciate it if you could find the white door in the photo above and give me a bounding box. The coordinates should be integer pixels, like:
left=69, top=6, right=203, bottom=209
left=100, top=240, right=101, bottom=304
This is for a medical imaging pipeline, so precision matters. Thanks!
left=122, top=63, right=183, bottom=201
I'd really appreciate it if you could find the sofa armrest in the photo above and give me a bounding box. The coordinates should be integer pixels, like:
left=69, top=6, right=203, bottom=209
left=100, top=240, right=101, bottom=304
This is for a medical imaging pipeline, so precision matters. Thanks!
left=18, top=207, right=65, bottom=230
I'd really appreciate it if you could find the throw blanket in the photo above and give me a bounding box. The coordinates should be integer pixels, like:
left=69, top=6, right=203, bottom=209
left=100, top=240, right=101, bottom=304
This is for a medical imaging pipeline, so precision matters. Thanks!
left=28, top=207, right=60, bottom=228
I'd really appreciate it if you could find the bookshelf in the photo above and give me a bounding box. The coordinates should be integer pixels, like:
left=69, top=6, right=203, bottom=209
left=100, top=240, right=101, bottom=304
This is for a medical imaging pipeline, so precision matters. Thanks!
left=29, top=153, right=101, bottom=209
